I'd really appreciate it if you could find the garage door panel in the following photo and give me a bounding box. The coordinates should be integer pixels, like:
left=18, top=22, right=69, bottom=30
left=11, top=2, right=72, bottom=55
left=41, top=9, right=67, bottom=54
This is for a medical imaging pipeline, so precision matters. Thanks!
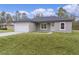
left=14, top=23, right=29, bottom=32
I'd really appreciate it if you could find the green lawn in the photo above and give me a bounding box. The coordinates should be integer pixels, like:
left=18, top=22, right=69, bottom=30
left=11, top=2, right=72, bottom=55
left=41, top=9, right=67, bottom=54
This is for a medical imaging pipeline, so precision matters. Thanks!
left=0, top=29, right=13, bottom=32
left=0, top=32, right=79, bottom=55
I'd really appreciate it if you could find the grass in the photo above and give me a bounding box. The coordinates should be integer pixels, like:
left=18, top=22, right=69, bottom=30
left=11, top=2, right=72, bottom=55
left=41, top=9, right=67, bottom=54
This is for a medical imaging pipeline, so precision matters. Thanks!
left=0, top=32, right=79, bottom=55
left=0, top=29, right=13, bottom=32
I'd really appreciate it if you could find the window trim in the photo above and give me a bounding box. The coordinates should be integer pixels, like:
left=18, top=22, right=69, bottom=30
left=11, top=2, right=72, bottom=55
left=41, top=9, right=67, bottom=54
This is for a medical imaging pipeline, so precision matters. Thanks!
left=60, top=22, right=65, bottom=30
left=40, top=23, right=48, bottom=30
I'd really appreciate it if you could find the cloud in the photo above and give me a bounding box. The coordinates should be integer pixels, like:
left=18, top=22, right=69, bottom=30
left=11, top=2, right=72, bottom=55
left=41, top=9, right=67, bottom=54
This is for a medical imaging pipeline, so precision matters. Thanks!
left=63, top=4, right=79, bottom=17
left=19, top=11, right=30, bottom=15
left=6, top=12, right=15, bottom=16
left=2, top=8, right=55, bottom=18
left=31, top=8, right=56, bottom=17
left=31, top=8, right=46, bottom=16
left=44, top=8, right=56, bottom=16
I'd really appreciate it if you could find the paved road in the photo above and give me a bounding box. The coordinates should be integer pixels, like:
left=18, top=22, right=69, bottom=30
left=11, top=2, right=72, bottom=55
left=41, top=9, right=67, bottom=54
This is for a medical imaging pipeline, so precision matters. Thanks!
left=0, top=32, right=23, bottom=37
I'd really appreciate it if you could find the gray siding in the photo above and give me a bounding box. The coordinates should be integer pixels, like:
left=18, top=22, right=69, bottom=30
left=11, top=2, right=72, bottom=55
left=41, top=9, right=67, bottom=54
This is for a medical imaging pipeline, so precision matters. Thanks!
left=54, top=22, right=72, bottom=32
left=36, top=23, right=50, bottom=32
left=29, top=23, right=36, bottom=32
left=35, top=22, right=72, bottom=32
left=14, top=21, right=72, bottom=33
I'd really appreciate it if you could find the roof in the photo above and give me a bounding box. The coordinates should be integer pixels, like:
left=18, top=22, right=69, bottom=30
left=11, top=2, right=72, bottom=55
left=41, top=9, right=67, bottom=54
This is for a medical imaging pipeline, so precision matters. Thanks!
left=13, top=18, right=32, bottom=23
left=13, top=16, right=74, bottom=23
left=32, top=16, right=73, bottom=22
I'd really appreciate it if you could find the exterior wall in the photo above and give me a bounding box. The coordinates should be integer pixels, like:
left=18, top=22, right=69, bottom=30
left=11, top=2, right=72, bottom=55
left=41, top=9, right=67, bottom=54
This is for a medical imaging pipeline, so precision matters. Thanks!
left=54, top=22, right=72, bottom=32
left=36, top=22, right=72, bottom=32
left=36, top=23, right=50, bottom=32
left=28, top=23, right=36, bottom=32
left=14, top=22, right=72, bottom=33
left=14, top=22, right=29, bottom=32
left=14, top=22, right=36, bottom=32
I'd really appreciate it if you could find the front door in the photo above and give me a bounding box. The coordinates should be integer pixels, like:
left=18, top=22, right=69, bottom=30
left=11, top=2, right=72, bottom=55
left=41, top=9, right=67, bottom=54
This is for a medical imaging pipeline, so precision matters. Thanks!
left=50, top=23, right=54, bottom=31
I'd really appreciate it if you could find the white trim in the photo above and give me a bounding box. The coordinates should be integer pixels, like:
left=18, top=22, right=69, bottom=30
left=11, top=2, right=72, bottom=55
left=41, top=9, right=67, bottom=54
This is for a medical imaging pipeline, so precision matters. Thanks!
left=59, top=22, right=66, bottom=30
left=40, top=23, right=48, bottom=30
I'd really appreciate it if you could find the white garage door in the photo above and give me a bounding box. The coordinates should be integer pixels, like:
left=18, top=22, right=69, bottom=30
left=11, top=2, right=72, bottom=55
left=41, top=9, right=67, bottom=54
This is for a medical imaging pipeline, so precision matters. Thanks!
left=14, top=23, right=29, bottom=32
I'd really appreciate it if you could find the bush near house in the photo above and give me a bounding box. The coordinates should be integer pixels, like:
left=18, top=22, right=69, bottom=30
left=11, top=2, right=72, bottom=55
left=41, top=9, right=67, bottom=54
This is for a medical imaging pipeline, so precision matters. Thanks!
left=72, top=21, right=79, bottom=30
left=0, top=26, right=14, bottom=32
left=0, top=32, right=79, bottom=55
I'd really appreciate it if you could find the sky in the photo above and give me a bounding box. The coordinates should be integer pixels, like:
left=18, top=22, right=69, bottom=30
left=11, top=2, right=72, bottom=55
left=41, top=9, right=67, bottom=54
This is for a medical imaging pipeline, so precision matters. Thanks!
left=0, top=4, right=66, bottom=12
left=0, top=4, right=79, bottom=18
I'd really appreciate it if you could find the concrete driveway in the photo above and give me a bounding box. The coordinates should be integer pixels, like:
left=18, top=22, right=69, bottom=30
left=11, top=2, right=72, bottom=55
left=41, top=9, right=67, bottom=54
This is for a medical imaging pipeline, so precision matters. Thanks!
left=0, top=32, right=23, bottom=37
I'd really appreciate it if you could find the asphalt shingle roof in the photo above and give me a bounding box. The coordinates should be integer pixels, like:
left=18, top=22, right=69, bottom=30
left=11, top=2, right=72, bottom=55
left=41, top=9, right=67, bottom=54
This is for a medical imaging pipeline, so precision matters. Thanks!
left=32, top=16, right=73, bottom=22
left=13, top=16, right=73, bottom=23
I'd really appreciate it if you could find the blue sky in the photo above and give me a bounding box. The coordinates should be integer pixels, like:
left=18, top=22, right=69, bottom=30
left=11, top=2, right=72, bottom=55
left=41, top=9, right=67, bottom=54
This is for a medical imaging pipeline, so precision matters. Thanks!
left=0, top=4, right=66, bottom=12
left=0, top=4, right=78, bottom=18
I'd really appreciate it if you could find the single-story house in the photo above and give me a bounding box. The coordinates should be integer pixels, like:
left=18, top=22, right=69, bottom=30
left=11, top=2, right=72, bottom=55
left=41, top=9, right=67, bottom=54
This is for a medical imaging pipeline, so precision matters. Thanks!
left=13, top=16, right=73, bottom=32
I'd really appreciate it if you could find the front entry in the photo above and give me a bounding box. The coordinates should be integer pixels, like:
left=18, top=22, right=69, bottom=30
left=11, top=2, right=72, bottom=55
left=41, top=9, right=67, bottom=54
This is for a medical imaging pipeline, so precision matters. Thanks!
left=50, top=23, right=55, bottom=31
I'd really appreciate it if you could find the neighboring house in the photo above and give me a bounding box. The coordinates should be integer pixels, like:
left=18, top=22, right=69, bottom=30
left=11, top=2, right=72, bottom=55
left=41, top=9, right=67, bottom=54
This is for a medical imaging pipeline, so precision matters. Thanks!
left=13, top=16, right=73, bottom=32
left=0, top=22, right=14, bottom=30
left=0, top=23, right=7, bottom=29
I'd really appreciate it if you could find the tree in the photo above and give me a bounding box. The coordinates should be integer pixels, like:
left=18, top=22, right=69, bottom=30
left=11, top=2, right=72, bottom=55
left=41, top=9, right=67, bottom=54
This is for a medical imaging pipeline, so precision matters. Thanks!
left=6, top=13, right=13, bottom=26
left=72, top=20, right=79, bottom=30
left=0, top=11, right=7, bottom=29
left=0, top=13, right=2, bottom=23
left=0, top=11, right=6, bottom=23
left=15, top=11, right=21, bottom=21
left=0, top=11, right=13, bottom=29
left=34, top=13, right=43, bottom=18
left=21, top=12, right=27, bottom=20
left=57, top=7, right=69, bottom=18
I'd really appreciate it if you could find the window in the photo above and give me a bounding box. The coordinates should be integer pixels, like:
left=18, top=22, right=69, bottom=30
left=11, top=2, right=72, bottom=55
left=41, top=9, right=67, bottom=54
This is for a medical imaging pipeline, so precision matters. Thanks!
left=40, top=23, right=47, bottom=30
left=61, top=23, right=64, bottom=29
